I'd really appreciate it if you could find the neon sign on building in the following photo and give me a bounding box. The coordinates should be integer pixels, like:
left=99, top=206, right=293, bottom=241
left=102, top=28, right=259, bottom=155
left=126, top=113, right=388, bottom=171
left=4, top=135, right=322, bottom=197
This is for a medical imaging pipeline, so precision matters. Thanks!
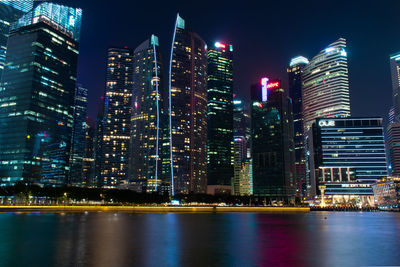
left=261, top=77, right=268, bottom=102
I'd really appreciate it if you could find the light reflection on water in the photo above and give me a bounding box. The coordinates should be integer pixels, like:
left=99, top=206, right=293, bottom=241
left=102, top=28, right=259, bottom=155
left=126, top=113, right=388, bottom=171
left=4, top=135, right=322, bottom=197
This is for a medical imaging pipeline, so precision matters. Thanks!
left=0, top=212, right=399, bottom=267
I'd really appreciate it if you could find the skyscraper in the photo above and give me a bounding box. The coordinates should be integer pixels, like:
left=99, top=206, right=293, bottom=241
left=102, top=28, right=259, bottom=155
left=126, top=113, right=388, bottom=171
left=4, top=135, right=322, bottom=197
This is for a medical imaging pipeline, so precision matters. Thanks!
left=81, top=117, right=95, bottom=187
left=168, top=14, right=208, bottom=194
left=387, top=53, right=400, bottom=177
left=0, top=3, right=82, bottom=186
left=302, top=38, right=351, bottom=131
left=131, top=35, right=163, bottom=192
left=233, top=98, right=251, bottom=195
left=251, top=79, right=296, bottom=202
left=207, top=41, right=234, bottom=195
left=390, top=52, right=400, bottom=122
left=287, top=56, right=309, bottom=197
left=70, top=84, right=88, bottom=186
left=0, top=0, right=33, bottom=78
left=97, top=47, right=133, bottom=188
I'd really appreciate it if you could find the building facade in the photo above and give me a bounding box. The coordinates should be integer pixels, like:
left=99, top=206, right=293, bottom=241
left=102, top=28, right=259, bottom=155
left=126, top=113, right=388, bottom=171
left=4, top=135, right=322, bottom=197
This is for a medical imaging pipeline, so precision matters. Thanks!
left=81, top=117, right=95, bottom=187
left=372, top=177, right=400, bottom=210
left=97, top=47, right=133, bottom=188
left=168, top=14, right=208, bottom=194
left=0, top=0, right=33, bottom=78
left=309, top=117, right=388, bottom=206
left=387, top=122, right=400, bottom=176
left=70, top=84, right=88, bottom=186
left=302, top=38, right=351, bottom=131
left=131, top=35, right=163, bottom=192
left=0, top=3, right=81, bottom=186
left=390, top=52, right=400, bottom=122
left=207, top=41, right=234, bottom=194
left=251, top=79, right=296, bottom=202
left=287, top=56, right=309, bottom=198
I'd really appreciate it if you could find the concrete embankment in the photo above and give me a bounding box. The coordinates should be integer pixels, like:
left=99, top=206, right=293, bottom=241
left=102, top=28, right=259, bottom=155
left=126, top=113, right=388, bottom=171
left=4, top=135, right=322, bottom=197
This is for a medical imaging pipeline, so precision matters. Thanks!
left=0, top=205, right=310, bottom=213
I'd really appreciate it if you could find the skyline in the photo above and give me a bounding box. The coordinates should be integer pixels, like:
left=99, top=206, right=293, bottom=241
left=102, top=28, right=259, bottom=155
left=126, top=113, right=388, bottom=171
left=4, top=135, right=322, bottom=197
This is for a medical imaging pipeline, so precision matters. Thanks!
left=54, top=0, right=399, bottom=122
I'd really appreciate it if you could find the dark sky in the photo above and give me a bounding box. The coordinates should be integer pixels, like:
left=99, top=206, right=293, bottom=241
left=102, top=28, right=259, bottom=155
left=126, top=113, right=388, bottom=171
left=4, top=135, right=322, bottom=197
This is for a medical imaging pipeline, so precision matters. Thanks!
left=54, top=0, right=399, bottom=121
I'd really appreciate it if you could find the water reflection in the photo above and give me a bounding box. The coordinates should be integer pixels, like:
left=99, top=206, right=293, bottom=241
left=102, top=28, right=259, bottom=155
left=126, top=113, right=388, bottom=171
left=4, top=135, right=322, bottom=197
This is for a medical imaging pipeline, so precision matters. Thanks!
left=0, top=212, right=399, bottom=266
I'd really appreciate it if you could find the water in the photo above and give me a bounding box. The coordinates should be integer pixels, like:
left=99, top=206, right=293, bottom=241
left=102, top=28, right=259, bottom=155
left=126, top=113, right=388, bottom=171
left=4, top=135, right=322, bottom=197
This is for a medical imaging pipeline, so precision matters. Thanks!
left=0, top=212, right=399, bottom=267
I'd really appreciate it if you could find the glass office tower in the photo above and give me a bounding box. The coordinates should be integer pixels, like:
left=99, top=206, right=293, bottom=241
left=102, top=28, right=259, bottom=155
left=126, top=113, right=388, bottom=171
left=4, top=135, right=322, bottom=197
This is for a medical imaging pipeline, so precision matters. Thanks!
left=390, top=52, right=400, bottom=122
left=309, top=117, right=388, bottom=206
left=207, top=41, right=234, bottom=195
left=0, top=3, right=82, bottom=186
left=0, top=0, right=33, bottom=78
left=70, top=84, right=88, bottom=186
left=168, top=14, right=208, bottom=195
left=81, top=118, right=95, bottom=187
left=131, top=35, right=163, bottom=192
left=97, top=47, right=133, bottom=188
left=387, top=53, right=400, bottom=177
left=302, top=38, right=351, bottom=131
left=251, top=79, right=296, bottom=203
left=287, top=56, right=309, bottom=197
left=233, top=98, right=251, bottom=195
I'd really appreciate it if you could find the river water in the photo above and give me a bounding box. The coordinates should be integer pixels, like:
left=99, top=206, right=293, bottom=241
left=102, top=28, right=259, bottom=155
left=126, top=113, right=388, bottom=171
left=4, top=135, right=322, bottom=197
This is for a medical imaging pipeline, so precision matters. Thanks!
left=0, top=211, right=399, bottom=266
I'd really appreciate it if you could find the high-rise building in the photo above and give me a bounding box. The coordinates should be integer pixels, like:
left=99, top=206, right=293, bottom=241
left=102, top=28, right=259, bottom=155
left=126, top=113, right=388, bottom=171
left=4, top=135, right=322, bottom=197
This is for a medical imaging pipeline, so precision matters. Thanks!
left=302, top=38, right=351, bottom=131
left=81, top=117, right=95, bottom=187
left=0, top=0, right=33, bottom=78
left=207, top=41, right=234, bottom=195
left=168, top=14, right=208, bottom=194
left=0, top=3, right=81, bottom=186
left=233, top=99, right=252, bottom=195
left=131, top=35, right=163, bottom=193
left=97, top=47, right=133, bottom=188
left=287, top=56, right=309, bottom=198
left=308, top=117, right=388, bottom=206
left=387, top=53, right=400, bottom=178
left=233, top=136, right=246, bottom=195
left=390, top=52, right=400, bottom=122
left=251, top=78, right=296, bottom=202
left=70, top=84, right=88, bottom=186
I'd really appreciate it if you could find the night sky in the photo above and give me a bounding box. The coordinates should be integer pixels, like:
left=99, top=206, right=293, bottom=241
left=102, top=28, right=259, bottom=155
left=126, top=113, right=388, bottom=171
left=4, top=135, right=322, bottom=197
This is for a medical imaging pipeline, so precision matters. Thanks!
left=55, top=0, right=399, bottom=122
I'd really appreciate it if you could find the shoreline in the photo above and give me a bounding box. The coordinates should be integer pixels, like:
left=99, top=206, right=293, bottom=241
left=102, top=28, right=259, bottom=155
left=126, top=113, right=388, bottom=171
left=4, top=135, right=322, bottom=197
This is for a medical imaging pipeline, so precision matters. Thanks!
left=0, top=205, right=310, bottom=213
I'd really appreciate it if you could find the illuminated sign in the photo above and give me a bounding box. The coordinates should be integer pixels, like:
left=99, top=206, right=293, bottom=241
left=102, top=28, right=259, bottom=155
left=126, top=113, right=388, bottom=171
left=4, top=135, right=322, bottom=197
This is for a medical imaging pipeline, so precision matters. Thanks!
left=215, top=42, right=226, bottom=49
left=261, top=77, right=269, bottom=102
left=319, top=120, right=335, bottom=127
left=267, top=81, right=280, bottom=89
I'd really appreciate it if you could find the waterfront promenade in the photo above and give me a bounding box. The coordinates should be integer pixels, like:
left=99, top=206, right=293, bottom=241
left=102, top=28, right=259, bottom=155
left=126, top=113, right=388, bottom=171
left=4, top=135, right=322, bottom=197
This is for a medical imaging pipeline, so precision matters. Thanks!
left=0, top=205, right=310, bottom=213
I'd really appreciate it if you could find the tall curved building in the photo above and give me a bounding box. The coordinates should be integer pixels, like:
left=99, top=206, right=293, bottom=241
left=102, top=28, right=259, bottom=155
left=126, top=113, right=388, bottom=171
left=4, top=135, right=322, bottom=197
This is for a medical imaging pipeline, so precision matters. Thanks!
left=168, top=14, right=208, bottom=195
left=302, top=38, right=351, bottom=130
left=131, top=35, right=163, bottom=192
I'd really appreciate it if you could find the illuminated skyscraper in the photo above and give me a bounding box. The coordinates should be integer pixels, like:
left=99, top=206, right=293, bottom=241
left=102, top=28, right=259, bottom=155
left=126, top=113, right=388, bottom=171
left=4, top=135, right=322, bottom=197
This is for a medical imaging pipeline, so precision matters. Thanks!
left=207, top=41, right=234, bottom=195
left=70, top=84, right=88, bottom=186
left=131, top=35, right=163, bottom=192
left=251, top=79, right=296, bottom=202
left=388, top=53, right=400, bottom=177
left=390, top=52, right=400, bottom=122
left=168, top=14, right=208, bottom=194
left=81, top=117, right=95, bottom=187
left=0, top=3, right=82, bottom=185
left=97, top=47, right=133, bottom=188
left=0, top=0, right=33, bottom=78
left=233, top=98, right=251, bottom=195
left=302, top=38, right=351, bottom=130
left=287, top=56, right=309, bottom=197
